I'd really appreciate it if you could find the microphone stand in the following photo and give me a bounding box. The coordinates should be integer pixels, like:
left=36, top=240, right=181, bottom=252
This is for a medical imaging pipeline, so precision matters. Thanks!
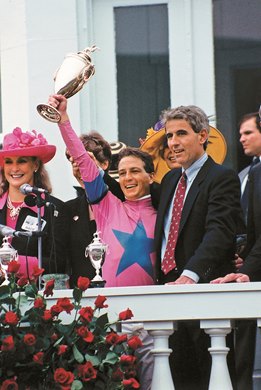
left=34, top=194, right=46, bottom=289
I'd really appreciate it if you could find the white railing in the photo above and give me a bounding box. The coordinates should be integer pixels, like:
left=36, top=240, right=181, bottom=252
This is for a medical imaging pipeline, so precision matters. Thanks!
left=46, top=283, right=261, bottom=390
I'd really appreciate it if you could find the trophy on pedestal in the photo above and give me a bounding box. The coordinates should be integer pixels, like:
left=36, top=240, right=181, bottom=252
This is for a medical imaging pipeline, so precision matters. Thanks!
left=0, top=236, right=18, bottom=282
left=85, top=231, right=108, bottom=288
left=37, top=45, right=98, bottom=122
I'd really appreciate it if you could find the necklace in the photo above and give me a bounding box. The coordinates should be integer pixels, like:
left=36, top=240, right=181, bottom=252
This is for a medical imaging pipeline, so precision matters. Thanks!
left=7, top=195, right=25, bottom=219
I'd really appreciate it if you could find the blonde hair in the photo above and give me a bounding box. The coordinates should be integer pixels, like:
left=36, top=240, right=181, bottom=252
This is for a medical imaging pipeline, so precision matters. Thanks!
left=0, top=157, right=52, bottom=196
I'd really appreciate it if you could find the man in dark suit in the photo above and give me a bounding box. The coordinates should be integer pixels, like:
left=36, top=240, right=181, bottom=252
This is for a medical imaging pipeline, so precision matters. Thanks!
left=238, top=112, right=261, bottom=220
left=154, top=105, right=243, bottom=390
left=212, top=161, right=261, bottom=390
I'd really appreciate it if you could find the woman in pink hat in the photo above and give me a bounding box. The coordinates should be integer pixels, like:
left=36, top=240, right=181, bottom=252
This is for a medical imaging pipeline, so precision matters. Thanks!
left=0, top=127, right=66, bottom=280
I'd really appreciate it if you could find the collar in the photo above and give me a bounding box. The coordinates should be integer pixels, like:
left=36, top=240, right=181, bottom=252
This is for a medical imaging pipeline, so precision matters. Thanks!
left=183, top=153, right=208, bottom=183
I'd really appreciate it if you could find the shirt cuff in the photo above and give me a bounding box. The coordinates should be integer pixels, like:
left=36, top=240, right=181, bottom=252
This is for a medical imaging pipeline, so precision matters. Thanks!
left=182, top=270, right=200, bottom=283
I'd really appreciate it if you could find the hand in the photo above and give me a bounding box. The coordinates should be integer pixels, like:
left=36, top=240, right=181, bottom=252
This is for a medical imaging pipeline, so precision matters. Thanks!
left=47, top=94, right=69, bottom=123
left=165, top=275, right=196, bottom=285
left=233, top=254, right=244, bottom=270
left=210, top=272, right=250, bottom=284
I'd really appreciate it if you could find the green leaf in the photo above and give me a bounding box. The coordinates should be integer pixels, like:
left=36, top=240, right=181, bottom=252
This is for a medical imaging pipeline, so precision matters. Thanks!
left=53, top=336, right=64, bottom=347
left=71, top=380, right=83, bottom=390
left=102, top=351, right=119, bottom=365
left=24, top=283, right=38, bottom=298
left=96, top=313, right=109, bottom=331
left=0, top=285, right=10, bottom=300
left=85, top=353, right=100, bottom=367
left=73, top=287, right=82, bottom=303
left=73, top=344, right=84, bottom=363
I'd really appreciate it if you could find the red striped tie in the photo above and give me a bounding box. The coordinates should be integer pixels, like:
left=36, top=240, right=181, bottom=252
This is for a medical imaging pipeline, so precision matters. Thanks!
left=161, top=173, right=187, bottom=275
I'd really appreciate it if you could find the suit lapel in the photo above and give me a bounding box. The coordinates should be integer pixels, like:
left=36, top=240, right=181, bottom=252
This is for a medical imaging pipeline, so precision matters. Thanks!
left=179, top=157, right=214, bottom=232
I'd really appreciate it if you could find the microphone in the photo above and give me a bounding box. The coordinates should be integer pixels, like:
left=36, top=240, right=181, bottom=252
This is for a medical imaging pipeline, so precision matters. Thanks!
left=20, top=184, right=49, bottom=195
left=0, top=224, right=45, bottom=238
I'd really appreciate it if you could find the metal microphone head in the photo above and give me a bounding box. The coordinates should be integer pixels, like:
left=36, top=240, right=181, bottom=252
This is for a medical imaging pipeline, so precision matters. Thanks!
left=0, top=224, right=15, bottom=237
left=20, top=184, right=48, bottom=195
left=20, top=184, right=32, bottom=195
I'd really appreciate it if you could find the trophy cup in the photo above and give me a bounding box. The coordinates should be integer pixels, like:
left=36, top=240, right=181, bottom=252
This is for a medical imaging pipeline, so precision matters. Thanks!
left=37, top=45, right=98, bottom=122
left=85, top=231, right=108, bottom=288
left=0, top=236, right=18, bottom=282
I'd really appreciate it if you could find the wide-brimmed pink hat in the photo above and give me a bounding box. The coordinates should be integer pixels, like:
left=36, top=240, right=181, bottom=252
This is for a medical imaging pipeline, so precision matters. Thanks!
left=0, top=127, right=56, bottom=165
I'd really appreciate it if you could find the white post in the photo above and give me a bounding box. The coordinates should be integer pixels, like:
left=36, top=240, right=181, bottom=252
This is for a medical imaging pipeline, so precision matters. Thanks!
left=201, top=320, right=233, bottom=390
left=145, top=321, right=177, bottom=390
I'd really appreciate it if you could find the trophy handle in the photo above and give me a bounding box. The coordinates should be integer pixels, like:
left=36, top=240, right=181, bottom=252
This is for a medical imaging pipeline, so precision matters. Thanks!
left=36, top=104, right=61, bottom=123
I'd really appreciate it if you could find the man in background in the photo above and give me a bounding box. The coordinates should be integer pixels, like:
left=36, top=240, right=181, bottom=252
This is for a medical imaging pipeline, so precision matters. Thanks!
left=238, top=112, right=261, bottom=218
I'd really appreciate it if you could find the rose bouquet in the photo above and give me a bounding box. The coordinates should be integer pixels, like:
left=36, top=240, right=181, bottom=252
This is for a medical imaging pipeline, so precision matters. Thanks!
left=0, top=261, right=142, bottom=390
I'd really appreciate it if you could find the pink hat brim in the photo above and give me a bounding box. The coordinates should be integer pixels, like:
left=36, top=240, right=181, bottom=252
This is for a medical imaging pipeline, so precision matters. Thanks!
left=0, top=145, right=56, bottom=166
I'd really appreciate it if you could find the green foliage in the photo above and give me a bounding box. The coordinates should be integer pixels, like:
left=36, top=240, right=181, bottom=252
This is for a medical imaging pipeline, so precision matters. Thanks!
left=0, top=271, right=140, bottom=390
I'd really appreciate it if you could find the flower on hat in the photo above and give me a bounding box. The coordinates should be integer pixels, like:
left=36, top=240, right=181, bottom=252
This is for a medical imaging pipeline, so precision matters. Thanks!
left=7, top=127, right=48, bottom=150
left=0, top=126, right=56, bottom=164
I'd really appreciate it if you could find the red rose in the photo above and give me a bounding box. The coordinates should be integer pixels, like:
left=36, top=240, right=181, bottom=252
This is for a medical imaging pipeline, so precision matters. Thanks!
left=43, top=279, right=55, bottom=297
left=79, top=306, right=94, bottom=323
left=42, top=310, right=52, bottom=321
left=120, top=355, right=137, bottom=366
left=23, top=333, right=36, bottom=346
left=31, top=265, right=44, bottom=278
left=77, top=276, right=90, bottom=291
left=0, top=378, right=19, bottom=390
left=127, top=335, right=143, bottom=350
left=50, top=304, right=63, bottom=316
left=78, top=361, right=97, bottom=382
left=111, top=367, right=124, bottom=381
left=33, top=351, right=44, bottom=365
left=122, top=378, right=140, bottom=389
left=106, top=332, right=120, bottom=345
left=57, top=345, right=68, bottom=355
left=34, top=297, right=45, bottom=309
left=54, top=368, right=74, bottom=385
left=119, top=308, right=133, bottom=321
left=76, top=326, right=94, bottom=343
left=94, top=295, right=108, bottom=309
left=7, top=260, right=20, bottom=274
left=51, top=333, right=58, bottom=341
left=1, top=335, right=15, bottom=351
left=17, top=276, right=28, bottom=287
left=4, top=311, right=19, bottom=326
left=118, top=334, right=128, bottom=343
left=56, top=297, right=74, bottom=314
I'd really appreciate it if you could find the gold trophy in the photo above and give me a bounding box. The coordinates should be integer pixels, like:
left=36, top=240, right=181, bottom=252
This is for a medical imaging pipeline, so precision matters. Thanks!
left=37, top=45, right=98, bottom=122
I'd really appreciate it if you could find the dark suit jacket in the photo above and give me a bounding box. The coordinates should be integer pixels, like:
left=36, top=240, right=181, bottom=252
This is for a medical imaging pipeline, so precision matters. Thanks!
left=64, top=193, right=97, bottom=287
left=65, top=172, right=125, bottom=287
left=0, top=194, right=67, bottom=275
left=155, top=156, right=243, bottom=283
left=240, top=164, right=261, bottom=281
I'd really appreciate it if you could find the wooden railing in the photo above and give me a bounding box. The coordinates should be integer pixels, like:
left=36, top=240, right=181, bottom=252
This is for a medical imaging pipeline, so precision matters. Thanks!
left=46, top=283, right=261, bottom=390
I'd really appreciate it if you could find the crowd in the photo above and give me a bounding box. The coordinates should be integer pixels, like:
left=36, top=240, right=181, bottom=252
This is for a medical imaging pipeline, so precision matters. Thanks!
left=0, top=94, right=261, bottom=390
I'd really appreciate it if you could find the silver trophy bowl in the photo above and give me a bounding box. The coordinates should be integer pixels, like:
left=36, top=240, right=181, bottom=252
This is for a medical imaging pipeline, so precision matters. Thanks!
left=37, top=45, right=98, bottom=122
left=85, top=231, right=107, bottom=287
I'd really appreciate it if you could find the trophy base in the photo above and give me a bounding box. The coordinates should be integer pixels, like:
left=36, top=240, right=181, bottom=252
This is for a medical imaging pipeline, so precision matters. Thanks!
left=90, top=279, right=106, bottom=288
left=37, top=104, right=61, bottom=123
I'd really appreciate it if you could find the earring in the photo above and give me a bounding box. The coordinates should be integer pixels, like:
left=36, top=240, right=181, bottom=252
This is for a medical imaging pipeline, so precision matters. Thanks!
left=34, top=170, right=38, bottom=173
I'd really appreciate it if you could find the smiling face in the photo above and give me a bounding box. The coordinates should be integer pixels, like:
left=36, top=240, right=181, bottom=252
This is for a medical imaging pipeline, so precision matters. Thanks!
left=163, top=146, right=180, bottom=169
left=118, top=156, right=154, bottom=200
left=3, top=156, right=39, bottom=190
left=166, top=119, right=208, bottom=169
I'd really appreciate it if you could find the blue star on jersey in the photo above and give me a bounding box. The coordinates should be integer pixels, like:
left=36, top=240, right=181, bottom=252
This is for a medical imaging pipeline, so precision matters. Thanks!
left=112, top=221, right=154, bottom=277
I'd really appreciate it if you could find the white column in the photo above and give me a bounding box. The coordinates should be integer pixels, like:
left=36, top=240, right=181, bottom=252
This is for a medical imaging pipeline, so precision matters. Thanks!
left=145, top=321, right=177, bottom=390
left=201, top=319, right=233, bottom=390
